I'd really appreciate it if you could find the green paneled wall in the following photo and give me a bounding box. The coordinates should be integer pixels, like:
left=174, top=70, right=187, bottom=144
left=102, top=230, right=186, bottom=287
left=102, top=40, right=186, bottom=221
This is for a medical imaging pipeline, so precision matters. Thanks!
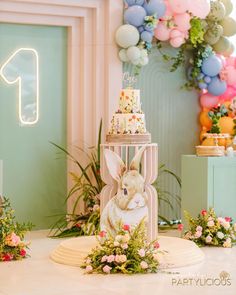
left=124, top=47, right=200, bottom=220
left=0, top=24, right=67, bottom=228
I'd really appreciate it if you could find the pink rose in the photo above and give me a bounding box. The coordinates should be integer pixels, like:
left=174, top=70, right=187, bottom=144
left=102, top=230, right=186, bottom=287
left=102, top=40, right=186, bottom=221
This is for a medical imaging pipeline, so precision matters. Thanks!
left=138, top=249, right=146, bottom=257
left=5, top=232, right=21, bottom=247
left=85, top=265, right=93, bottom=273
left=140, top=261, right=148, bottom=269
left=121, top=243, right=128, bottom=249
left=101, top=255, right=107, bottom=262
left=196, top=226, right=202, bottom=232
left=107, top=255, right=115, bottom=263
left=205, top=235, right=212, bottom=244
left=178, top=224, right=184, bottom=231
left=225, top=217, right=232, bottom=223
left=103, top=265, right=112, bottom=274
left=201, top=209, right=207, bottom=216
left=99, top=231, right=106, bottom=238
left=123, top=224, right=130, bottom=231
left=154, top=241, right=160, bottom=249
left=195, top=231, right=202, bottom=238
left=20, top=249, right=26, bottom=257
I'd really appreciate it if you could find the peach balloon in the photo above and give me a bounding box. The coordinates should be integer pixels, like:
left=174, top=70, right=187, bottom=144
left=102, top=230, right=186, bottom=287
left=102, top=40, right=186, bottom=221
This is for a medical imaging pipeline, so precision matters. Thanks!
left=154, top=22, right=171, bottom=41
left=200, top=93, right=219, bottom=109
left=199, top=111, right=212, bottom=129
left=226, top=66, right=236, bottom=86
left=201, top=138, right=215, bottom=146
left=174, top=13, right=191, bottom=31
left=219, top=116, right=235, bottom=135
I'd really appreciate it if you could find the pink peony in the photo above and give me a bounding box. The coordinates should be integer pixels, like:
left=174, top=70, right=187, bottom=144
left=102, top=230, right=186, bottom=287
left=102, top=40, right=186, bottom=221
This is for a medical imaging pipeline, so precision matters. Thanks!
left=5, top=232, right=21, bottom=247
left=115, top=255, right=127, bottom=263
left=178, top=224, right=184, bottom=231
left=196, top=226, right=203, bottom=232
left=138, top=249, right=146, bottom=257
left=99, top=231, right=106, bottom=238
left=201, top=209, right=207, bottom=216
left=140, top=261, right=148, bottom=269
left=123, top=224, right=130, bottom=231
left=85, top=265, right=93, bottom=273
left=103, top=265, right=112, bottom=274
left=121, top=243, right=128, bottom=250
left=107, top=255, right=115, bottom=263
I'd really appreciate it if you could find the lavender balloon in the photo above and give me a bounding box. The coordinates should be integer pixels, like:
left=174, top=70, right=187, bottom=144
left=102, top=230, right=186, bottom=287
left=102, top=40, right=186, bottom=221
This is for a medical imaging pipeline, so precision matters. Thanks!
left=124, top=5, right=147, bottom=27
left=125, top=0, right=145, bottom=6
left=141, top=31, right=153, bottom=43
left=143, top=0, right=166, bottom=18
left=207, top=76, right=227, bottom=96
left=201, top=55, right=223, bottom=77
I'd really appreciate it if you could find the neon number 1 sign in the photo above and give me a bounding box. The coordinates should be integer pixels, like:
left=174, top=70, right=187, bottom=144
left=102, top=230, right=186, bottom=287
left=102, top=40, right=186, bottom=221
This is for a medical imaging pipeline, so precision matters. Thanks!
left=0, top=48, right=39, bottom=125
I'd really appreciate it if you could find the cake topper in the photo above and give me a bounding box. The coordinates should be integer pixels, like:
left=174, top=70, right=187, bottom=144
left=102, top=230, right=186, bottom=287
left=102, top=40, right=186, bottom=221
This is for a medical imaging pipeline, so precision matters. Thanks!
left=123, top=72, right=137, bottom=89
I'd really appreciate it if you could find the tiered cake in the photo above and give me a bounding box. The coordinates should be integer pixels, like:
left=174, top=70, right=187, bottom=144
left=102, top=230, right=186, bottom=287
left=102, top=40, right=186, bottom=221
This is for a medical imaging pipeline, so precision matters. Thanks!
left=106, top=88, right=151, bottom=143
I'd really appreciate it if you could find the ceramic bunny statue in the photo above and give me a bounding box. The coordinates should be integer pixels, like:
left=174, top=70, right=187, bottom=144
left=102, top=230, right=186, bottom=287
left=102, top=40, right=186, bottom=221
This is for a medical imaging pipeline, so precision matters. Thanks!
left=100, top=147, right=148, bottom=236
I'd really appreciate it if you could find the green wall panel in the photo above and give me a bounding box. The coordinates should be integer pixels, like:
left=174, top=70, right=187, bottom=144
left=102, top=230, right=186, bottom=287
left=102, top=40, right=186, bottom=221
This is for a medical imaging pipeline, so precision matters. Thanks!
left=124, top=47, right=200, bottom=220
left=0, top=24, right=67, bottom=229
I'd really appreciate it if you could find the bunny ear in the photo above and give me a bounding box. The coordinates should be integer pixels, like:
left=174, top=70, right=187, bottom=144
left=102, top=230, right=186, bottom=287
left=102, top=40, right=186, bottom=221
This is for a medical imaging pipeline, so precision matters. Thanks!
left=104, top=149, right=126, bottom=182
left=129, top=146, right=146, bottom=171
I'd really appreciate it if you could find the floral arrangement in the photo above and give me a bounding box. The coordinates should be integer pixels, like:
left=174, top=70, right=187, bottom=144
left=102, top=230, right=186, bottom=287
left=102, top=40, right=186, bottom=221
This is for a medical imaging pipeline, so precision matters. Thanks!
left=183, top=208, right=236, bottom=248
left=0, top=197, right=33, bottom=262
left=81, top=220, right=163, bottom=274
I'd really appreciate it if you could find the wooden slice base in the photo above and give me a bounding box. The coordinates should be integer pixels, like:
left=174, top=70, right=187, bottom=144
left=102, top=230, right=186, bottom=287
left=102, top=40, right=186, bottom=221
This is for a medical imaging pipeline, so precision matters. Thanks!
left=106, top=133, right=151, bottom=144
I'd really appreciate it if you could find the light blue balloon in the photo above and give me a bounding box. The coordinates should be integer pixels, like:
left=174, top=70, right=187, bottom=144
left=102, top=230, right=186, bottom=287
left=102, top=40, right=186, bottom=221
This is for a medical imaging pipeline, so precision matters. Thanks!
left=198, top=82, right=208, bottom=90
left=141, top=31, right=153, bottom=43
left=143, top=0, right=166, bottom=18
left=201, top=55, right=223, bottom=77
left=125, top=0, right=145, bottom=6
left=144, top=23, right=154, bottom=32
left=124, top=5, right=147, bottom=27
left=204, top=76, right=212, bottom=84
left=207, top=76, right=227, bottom=96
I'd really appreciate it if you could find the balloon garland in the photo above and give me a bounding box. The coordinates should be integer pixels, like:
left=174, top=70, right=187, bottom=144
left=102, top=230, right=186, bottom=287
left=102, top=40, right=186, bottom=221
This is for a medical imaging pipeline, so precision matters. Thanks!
left=115, top=0, right=236, bottom=143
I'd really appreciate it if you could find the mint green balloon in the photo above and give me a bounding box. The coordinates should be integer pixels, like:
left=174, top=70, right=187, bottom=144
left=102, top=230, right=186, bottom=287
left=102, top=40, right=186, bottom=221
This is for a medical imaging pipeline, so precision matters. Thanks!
left=220, top=0, right=233, bottom=16
left=221, top=16, right=236, bottom=37
left=213, top=36, right=231, bottom=55
left=115, top=25, right=140, bottom=49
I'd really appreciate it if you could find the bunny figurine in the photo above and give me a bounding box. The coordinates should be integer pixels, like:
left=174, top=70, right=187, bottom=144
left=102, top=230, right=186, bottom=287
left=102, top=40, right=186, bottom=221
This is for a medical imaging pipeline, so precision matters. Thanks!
left=100, top=146, right=148, bottom=236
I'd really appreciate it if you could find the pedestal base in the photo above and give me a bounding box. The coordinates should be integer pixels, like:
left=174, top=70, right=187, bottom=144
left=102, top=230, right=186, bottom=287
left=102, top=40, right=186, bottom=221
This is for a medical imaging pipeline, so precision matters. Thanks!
left=51, top=236, right=205, bottom=269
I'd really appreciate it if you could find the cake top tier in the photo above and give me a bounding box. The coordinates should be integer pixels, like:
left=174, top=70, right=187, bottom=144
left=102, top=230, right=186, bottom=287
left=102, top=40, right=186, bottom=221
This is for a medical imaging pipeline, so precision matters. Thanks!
left=118, top=89, right=142, bottom=114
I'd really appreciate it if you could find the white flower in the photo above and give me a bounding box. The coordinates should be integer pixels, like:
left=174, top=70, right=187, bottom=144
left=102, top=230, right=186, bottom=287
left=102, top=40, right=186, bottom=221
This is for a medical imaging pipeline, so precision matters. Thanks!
left=138, top=249, right=146, bottom=257
left=196, top=226, right=203, bottom=232
left=122, top=234, right=130, bottom=243
left=195, top=231, right=202, bottom=238
left=223, top=238, right=232, bottom=248
left=222, top=222, right=230, bottom=230
left=114, top=241, right=120, bottom=247
left=205, top=235, right=212, bottom=244
left=115, top=235, right=123, bottom=242
left=140, top=261, right=148, bottom=269
left=85, top=265, right=93, bottom=272
left=207, top=220, right=214, bottom=227
left=217, top=232, right=224, bottom=239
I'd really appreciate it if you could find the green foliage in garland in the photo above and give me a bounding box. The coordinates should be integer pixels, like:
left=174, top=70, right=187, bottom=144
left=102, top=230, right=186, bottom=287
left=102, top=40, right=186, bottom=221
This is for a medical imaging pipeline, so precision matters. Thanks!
left=189, top=18, right=206, bottom=48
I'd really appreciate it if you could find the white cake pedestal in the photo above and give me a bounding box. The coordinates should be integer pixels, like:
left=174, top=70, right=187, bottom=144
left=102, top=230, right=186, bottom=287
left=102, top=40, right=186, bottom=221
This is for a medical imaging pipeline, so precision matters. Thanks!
left=100, top=143, right=158, bottom=241
left=50, top=236, right=205, bottom=269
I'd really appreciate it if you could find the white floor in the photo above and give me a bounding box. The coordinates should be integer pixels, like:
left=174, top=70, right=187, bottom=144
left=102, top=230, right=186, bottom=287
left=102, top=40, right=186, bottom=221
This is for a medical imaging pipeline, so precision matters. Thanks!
left=0, top=230, right=236, bottom=295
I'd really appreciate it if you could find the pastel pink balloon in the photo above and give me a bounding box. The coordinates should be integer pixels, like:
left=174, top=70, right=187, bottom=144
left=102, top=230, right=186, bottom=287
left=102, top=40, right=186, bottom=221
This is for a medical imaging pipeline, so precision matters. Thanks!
left=162, top=0, right=174, bottom=20
left=169, top=0, right=189, bottom=14
left=219, top=86, right=236, bottom=102
left=170, top=29, right=183, bottom=39
left=226, top=56, right=236, bottom=67
left=226, top=66, right=236, bottom=86
left=216, top=55, right=226, bottom=67
left=188, top=0, right=210, bottom=19
left=170, top=36, right=185, bottom=48
left=174, top=13, right=191, bottom=32
left=154, top=23, right=171, bottom=41
left=200, top=93, right=219, bottom=108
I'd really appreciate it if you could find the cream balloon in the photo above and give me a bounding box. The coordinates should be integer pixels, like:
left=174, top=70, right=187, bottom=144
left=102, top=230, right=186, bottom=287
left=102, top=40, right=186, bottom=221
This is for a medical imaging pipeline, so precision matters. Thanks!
left=213, top=36, right=231, bottom=55
left=220, top=0, right=233, bottom=16
left=126, top=46, right=141, bottom=61
left=208, top=1, right=226, bottom=21
left=221, top=17, right=236, bottom=37
left=115, top=25, right=140, bottom=49
left=223, top=41, right=235, bottom=57
left=119, top=49, right=130, bottom=62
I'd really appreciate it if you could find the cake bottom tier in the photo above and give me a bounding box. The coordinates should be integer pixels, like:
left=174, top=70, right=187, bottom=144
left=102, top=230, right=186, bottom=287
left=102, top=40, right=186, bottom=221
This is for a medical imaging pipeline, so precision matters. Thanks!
left=51, top=236, right=205, bottom=269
